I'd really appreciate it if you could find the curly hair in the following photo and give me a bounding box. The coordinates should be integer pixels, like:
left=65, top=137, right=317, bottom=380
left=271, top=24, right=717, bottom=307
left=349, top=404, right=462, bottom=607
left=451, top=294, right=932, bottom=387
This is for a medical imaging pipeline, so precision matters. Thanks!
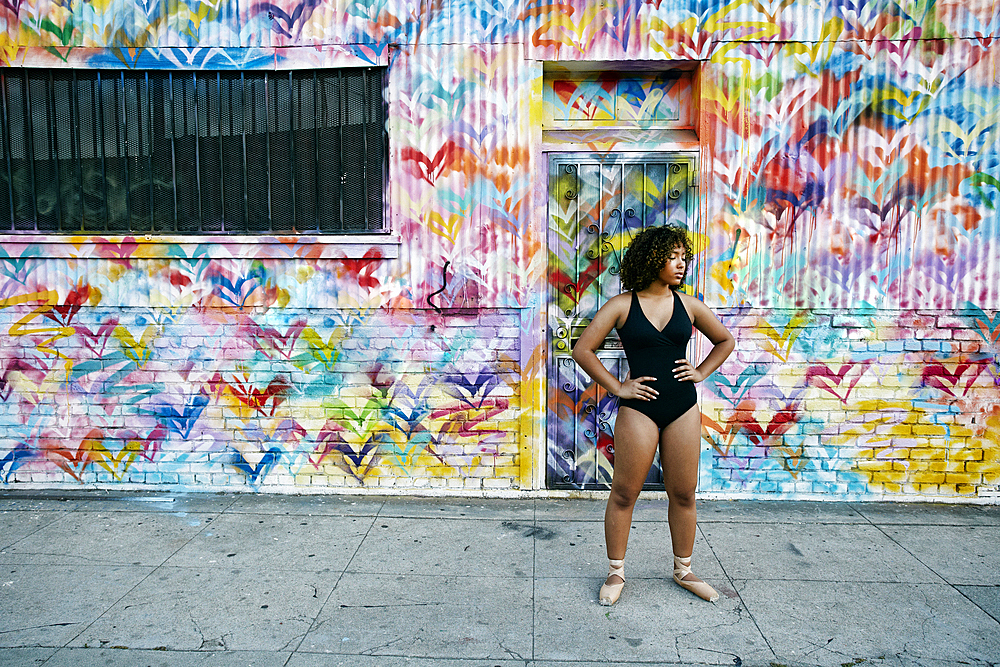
left=619, top=225, right=693, bottom=292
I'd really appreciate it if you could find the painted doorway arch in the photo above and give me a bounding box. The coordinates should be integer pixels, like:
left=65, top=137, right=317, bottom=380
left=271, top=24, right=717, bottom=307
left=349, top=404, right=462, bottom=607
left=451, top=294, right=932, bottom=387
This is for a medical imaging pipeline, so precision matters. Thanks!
left=546, top=152, right=699, bottom=489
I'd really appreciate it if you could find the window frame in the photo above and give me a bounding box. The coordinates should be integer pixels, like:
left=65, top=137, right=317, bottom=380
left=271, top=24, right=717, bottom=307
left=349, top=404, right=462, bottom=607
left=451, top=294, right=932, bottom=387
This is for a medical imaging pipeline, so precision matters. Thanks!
left=0, top=66, right=392, bottom=240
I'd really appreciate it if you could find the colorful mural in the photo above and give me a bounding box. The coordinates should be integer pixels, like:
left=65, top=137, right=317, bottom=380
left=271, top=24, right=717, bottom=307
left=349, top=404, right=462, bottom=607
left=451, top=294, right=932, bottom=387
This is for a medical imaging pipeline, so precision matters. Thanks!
left=0, top=256, right=523, bottom=489
left=1, top=0, right=999, bottom=499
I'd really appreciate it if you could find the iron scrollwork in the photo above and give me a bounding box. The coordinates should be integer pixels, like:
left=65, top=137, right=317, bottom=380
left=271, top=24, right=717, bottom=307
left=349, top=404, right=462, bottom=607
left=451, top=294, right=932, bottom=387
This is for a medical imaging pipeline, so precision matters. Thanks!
left=668, top=162, right=684, bottom=200
left=563, top=164, right=579, bottom=200
left=597, top=406, right=614, bottom=434
left=606, top=209, right=622, bottom=275
left=585, top=223, right=601, bottom=260
left=559, top=357, right=577, bottom=393
left=583, top=402, right=597, bottom=438
left=562, top=283, right=577, bottom=316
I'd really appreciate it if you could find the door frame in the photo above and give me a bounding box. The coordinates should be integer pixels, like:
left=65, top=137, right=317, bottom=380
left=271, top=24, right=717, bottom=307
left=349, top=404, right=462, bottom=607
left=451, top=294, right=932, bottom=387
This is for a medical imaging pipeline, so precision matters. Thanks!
left=544, top=150, right=701, bottom=490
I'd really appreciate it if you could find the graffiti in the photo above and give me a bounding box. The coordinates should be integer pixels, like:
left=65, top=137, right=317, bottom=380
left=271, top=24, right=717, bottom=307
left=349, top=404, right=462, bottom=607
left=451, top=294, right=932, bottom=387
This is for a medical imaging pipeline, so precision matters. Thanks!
left=1, top=0, right=998, bottom=499
left=0, top=293, right=521, bottom=488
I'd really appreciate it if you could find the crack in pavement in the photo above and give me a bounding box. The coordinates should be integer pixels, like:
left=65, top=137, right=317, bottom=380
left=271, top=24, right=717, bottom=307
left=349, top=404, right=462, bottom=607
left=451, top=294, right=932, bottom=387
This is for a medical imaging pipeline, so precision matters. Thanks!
left=677, top=600, right=759, bottom=665
left=0, top=621, right=79, bottom=634
left=359, top=633, right=413, bottom=655
left=491, top=625, right=526, bottom=661
left=339, top=602, right=442, bottom=608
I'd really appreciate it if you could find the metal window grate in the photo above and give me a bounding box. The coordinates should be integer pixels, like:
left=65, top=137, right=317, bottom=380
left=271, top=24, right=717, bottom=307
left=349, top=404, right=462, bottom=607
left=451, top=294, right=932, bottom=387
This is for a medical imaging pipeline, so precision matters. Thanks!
left=0, top=68, right=386, bottom=235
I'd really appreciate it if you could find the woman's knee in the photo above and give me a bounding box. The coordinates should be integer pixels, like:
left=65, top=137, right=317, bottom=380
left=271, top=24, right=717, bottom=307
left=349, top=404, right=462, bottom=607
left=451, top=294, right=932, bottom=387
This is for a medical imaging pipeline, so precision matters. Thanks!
left=667, top=485, right=697, bottom=508
left=608, top=483, right=641, bottom=510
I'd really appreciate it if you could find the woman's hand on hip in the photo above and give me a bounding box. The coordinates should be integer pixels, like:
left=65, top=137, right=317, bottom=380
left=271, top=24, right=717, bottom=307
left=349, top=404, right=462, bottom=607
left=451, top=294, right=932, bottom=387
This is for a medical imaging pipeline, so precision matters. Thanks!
left=673, top=359, right=706, bottom=383
left=616, top=376, right=658, bottom=400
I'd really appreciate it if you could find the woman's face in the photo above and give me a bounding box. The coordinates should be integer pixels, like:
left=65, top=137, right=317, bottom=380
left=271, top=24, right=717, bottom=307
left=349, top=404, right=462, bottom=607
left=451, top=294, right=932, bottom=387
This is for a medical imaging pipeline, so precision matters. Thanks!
left=658, top=245, right=687, bottom=287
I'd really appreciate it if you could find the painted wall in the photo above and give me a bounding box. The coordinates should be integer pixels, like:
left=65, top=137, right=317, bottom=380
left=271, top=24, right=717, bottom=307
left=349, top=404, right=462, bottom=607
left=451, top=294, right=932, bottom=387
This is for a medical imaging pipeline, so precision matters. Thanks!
left=2, top=0, right=999, bottom=500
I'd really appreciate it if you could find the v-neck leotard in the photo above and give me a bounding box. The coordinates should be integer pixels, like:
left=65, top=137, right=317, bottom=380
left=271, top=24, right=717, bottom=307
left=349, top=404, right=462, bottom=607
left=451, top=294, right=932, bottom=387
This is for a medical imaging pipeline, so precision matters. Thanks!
left=617, top=290, right=698, bottom=429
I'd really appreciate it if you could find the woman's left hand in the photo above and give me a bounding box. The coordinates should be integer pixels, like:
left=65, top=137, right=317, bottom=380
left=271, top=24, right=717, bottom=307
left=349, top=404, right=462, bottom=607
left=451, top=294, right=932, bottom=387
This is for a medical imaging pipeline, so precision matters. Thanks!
left=673, top=359, right=706, bottom=383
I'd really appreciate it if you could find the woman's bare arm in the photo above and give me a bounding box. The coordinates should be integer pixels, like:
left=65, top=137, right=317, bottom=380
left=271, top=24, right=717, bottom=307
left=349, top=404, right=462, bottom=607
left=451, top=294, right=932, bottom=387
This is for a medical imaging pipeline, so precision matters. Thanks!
left=571, top=296, right=626, bottom=395
left=672, top=294, right=735, bottom=383
left=572, top=294, right=658, bottom=401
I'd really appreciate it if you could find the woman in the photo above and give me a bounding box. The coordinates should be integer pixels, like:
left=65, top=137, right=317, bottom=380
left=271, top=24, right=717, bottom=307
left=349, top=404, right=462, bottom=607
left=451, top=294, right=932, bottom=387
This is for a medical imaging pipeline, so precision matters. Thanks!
left=571, top=225, right=734, bottom=605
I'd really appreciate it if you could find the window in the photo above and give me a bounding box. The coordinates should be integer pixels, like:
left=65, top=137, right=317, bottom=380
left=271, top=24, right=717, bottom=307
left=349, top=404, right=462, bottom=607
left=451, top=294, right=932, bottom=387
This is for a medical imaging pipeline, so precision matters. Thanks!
left=0, top=68, right=386, bottom=235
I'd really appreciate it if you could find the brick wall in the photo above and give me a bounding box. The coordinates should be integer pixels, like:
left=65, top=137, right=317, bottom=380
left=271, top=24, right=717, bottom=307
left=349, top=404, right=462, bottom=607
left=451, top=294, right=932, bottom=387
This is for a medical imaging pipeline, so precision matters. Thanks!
left=0, top=303, right=523, bottom=492
left=700, top=307, right=1000, bottom=500
left=4, top=297, right=998, bottom=500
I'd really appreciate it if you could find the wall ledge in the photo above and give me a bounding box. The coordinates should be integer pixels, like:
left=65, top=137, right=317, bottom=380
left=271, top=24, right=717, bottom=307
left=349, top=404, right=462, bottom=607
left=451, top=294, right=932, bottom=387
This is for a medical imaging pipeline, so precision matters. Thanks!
left=0, top=234, right=401, bottom=260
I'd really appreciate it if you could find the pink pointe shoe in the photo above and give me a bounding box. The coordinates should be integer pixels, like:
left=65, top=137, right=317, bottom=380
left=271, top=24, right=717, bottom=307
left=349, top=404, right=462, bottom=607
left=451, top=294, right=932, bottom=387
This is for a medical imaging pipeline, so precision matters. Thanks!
left=673, top=555, right=719, bottom=602
left=599, top=558, right=625, bottom=606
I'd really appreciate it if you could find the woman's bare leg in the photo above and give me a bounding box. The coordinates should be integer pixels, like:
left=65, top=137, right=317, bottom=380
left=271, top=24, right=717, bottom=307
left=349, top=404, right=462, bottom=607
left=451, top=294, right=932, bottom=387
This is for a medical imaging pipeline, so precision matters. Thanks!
left=604, top=406, right=659, bottom=584
left=660, top=404, right=704, bottom=577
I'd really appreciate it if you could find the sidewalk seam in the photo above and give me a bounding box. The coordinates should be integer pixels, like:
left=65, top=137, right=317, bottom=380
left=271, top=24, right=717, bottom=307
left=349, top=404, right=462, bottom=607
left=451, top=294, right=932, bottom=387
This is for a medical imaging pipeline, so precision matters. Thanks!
left=56, top=494, right=240, bottom=655
left=697, top=521, right=778, bottom=664
left=852, top=502, right=1000, bottom=629
left=280, top=498, right=386, bottom=664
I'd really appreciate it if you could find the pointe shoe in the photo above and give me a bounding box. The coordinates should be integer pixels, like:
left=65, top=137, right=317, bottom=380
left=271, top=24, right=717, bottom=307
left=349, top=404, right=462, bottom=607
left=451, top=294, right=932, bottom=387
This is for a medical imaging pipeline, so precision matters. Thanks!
left=673, top=555, right=719, bottom=602
left=599, top=558, right=625, bottom=606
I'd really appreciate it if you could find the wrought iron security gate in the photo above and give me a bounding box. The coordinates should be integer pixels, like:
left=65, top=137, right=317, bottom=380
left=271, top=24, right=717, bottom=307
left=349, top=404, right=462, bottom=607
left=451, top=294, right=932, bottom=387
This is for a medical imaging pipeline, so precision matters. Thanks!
left=546, top=152, right=698, bottom=490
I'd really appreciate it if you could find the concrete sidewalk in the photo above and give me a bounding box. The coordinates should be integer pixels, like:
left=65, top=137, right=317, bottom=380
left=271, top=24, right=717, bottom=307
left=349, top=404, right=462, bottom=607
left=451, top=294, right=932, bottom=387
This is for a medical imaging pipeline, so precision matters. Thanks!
left=1, top=491, right=997, bottom=667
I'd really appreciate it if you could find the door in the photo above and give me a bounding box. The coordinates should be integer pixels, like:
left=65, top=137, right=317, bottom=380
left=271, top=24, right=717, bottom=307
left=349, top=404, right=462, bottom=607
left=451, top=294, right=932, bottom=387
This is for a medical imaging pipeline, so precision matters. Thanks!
left=546, top=152, right=698, bottom=489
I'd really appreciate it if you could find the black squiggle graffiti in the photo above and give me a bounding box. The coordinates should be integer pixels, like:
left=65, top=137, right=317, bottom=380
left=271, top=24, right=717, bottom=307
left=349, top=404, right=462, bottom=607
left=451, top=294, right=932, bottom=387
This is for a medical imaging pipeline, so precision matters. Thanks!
left=427, top=260, right=451, bottom=313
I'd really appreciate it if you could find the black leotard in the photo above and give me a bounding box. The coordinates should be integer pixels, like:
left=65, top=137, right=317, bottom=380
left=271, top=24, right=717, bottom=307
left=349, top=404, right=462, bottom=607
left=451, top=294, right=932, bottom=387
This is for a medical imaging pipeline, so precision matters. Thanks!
left=617, top=290, right=698, bottom=429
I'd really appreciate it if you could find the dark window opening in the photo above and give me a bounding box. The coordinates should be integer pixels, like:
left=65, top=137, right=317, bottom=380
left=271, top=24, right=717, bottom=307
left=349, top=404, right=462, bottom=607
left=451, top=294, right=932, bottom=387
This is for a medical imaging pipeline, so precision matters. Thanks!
left=0, top=68, right=386, bottom=235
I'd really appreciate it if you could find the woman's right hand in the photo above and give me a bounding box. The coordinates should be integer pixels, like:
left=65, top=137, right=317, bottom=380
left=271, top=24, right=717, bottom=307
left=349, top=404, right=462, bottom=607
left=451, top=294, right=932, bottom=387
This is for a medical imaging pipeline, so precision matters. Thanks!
left=615, top=376, right=658, bottom=401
